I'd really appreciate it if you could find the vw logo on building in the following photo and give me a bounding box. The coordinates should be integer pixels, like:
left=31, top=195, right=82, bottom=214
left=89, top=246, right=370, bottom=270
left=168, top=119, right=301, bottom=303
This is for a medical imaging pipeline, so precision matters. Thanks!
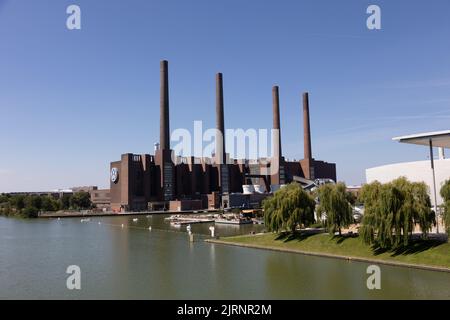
left=111, top=167, right=119, bottom=183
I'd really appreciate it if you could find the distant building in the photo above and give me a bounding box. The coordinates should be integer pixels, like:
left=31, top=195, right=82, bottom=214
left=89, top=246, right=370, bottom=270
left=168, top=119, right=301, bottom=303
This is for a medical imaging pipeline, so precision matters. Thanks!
left=8, top=189, right=73, bottom=199
left=366, top=130, right=450, bottom=206
left=346, top=185, right=362, bottom=199
left=8, top=186, right=111, bottom=210
left=109, top=61, right=337, bottom=212
left=71, top=186, right=98, bottom=193
left=89, top=189, right=111, bottom=209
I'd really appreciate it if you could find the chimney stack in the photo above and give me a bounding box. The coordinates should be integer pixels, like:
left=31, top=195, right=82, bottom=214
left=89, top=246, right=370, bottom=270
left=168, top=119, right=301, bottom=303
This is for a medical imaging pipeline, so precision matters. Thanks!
left=160, top=60, right=170, bottom=151
left=303, top=92, right=312, bottom=161
left=272, top=86, right=282, bottom=159
left=215, top=73, right=229, bottom=194
left=216, top=73, right=226, bottom=165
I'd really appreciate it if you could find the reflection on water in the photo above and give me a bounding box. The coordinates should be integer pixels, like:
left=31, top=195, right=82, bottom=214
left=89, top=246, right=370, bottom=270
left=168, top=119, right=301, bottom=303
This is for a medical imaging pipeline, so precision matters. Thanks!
left=0, top=216, right=449, bottom=299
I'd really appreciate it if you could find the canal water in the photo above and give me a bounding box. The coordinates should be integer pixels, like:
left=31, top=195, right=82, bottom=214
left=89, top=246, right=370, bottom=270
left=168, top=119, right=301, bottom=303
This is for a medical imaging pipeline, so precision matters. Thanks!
left=0, top=216, right=449, bottom=299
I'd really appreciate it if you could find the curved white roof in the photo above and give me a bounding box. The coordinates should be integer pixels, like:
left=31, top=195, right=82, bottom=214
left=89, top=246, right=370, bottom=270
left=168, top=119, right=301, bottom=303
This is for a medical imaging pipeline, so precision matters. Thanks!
left=393, top=130, right=450, bottom=148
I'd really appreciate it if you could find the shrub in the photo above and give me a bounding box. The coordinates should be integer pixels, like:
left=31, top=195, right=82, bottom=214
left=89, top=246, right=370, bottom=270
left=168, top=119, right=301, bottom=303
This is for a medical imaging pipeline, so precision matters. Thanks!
left=263, top=183, right=316, bottom=233
left=440, top=180, right=450, bottom=235
left=316, top=183, right=353, bottom=236
left=359, top=177, right=435, bottom=248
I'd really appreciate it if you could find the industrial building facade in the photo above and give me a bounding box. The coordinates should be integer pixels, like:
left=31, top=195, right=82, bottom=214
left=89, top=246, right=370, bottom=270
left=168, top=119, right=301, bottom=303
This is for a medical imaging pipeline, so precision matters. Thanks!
left=109, top=60, right=336, bottom=212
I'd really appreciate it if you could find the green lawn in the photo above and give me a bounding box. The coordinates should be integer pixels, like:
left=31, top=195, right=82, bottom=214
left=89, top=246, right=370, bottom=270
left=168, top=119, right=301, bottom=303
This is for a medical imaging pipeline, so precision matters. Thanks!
left=220, top=232, right=450, bottom=269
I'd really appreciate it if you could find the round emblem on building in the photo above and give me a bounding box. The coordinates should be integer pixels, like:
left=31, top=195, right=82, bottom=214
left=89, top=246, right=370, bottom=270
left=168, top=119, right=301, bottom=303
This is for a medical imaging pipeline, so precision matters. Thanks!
left=111, top=167, right=119, bottom=183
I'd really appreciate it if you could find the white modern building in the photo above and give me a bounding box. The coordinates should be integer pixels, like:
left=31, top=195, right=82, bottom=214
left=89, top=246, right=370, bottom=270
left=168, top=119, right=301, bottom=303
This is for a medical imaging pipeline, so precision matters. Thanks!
left=366, top=131, right=450, bottom=208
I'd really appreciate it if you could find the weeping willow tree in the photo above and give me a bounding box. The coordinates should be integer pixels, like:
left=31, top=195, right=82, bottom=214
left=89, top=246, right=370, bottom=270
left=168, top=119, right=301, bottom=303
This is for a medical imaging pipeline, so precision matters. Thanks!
left=263, top=183, right=316, bottom=234
left=440, top=180, right=450, bottom=235
left=359, top=177, right=435, bottom=249
left=316, top=183, right=353, bottom=236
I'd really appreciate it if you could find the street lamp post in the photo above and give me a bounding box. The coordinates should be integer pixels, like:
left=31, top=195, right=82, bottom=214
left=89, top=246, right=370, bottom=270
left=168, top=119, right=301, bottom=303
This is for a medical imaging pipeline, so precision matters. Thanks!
left=429, top=139, right=439, bottom=234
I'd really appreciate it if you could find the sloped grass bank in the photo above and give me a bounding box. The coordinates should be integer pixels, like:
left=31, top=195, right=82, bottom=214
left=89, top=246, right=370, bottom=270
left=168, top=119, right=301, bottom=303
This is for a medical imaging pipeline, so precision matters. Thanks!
left=213, top=232, right=450, bottom=271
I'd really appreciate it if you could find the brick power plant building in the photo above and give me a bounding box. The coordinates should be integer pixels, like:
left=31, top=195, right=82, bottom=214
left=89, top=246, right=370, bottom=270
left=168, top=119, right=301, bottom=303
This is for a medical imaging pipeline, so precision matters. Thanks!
left=109, top=61, right=336, bottom=212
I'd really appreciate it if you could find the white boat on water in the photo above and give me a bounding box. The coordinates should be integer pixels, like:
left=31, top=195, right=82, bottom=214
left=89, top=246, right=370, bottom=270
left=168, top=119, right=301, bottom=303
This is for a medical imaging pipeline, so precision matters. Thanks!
left=252, top=219, right=264, bottom=225
left=165, top=215, right=182, bottom=221
left=170, top=221, right=182, bottom=227
left=166, top=214, right=215, bottom=225
left=170, top=219, right=214, bottom=226
left=214, top=213, right=253, bottom=225
left=80, top=218, right=90, bottom=223
left=215, top=218, right=253, bottom=225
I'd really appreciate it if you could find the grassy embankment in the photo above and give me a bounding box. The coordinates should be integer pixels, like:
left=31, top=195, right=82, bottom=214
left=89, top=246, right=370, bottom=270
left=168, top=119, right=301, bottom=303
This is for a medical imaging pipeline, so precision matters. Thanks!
left=218, top=232, right=450, bottom=270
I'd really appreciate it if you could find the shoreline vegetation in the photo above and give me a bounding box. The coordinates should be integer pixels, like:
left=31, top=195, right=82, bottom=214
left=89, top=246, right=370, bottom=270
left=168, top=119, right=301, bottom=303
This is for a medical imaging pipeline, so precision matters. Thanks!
left=240, top=178, right=450, bottom=272
left=0, top=192, right=92, bottom=218
left=208, top=232, right=450, bottom=272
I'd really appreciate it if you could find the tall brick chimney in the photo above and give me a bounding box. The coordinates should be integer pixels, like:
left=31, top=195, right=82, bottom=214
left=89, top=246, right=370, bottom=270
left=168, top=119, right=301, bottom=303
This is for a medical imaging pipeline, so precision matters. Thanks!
left=156, top=60, right=174, bottom=201
left=216, top=73, right=229, bottom=193
left=216, top=73, right=226, bottom=165
left=271, top=86, right=284, bottom=186
left=160, top=60, right=170, bottom=151
left=272, top=86, right=282, bottom=158
left=303, top=92, right=312, bottom=161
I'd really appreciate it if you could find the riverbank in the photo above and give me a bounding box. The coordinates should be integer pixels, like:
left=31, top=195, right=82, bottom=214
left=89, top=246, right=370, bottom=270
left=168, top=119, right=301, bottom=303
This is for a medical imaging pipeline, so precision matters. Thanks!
left=38, top=209, right=219, bottom=218
left=207, top=232, right=450, bottom=272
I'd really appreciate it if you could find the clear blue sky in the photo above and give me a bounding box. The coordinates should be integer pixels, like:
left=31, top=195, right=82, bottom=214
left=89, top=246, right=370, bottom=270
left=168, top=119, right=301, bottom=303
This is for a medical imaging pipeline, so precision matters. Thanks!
left=1, top=0, right=450, bottom=192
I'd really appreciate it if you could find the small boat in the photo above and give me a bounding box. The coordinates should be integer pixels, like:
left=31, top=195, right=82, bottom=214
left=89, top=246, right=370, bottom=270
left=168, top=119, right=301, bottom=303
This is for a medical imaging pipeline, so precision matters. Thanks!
left=252, top=219, right=264, bottom=225
left=165, top=215, right=181, bottom=221
left=170, top=221, right=182, bottom=227
left=132, top=218, right=138, bottom=222
left=215, top=218, right=253, bottom=225
left=80, top=218, right=90, bottom=223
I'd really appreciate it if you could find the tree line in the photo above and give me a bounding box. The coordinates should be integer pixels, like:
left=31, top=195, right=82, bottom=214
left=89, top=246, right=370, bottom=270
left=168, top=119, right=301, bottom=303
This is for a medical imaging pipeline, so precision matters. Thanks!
left=263, top=177, right=448, bottom=249
left=441, top=179, right=450, bottom=235
left=0, top=192, right=92, bottom=218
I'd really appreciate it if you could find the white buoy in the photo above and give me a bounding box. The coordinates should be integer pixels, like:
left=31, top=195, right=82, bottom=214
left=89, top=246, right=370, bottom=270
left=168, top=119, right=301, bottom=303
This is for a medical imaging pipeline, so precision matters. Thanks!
left=132, top=218, right=138, bottom=222
left=187, top=224, right=193, bottom=239
left=186, top=224, right=193, bottom=241
left=148, top=226, right=152, bottom=231
left=209, top=226, right=215, bottom=238
left=121, top=224, right=124, bottom=228
left=57, top=218, right=60, bottom=221
left=98, top=222, right=101, bottom=225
